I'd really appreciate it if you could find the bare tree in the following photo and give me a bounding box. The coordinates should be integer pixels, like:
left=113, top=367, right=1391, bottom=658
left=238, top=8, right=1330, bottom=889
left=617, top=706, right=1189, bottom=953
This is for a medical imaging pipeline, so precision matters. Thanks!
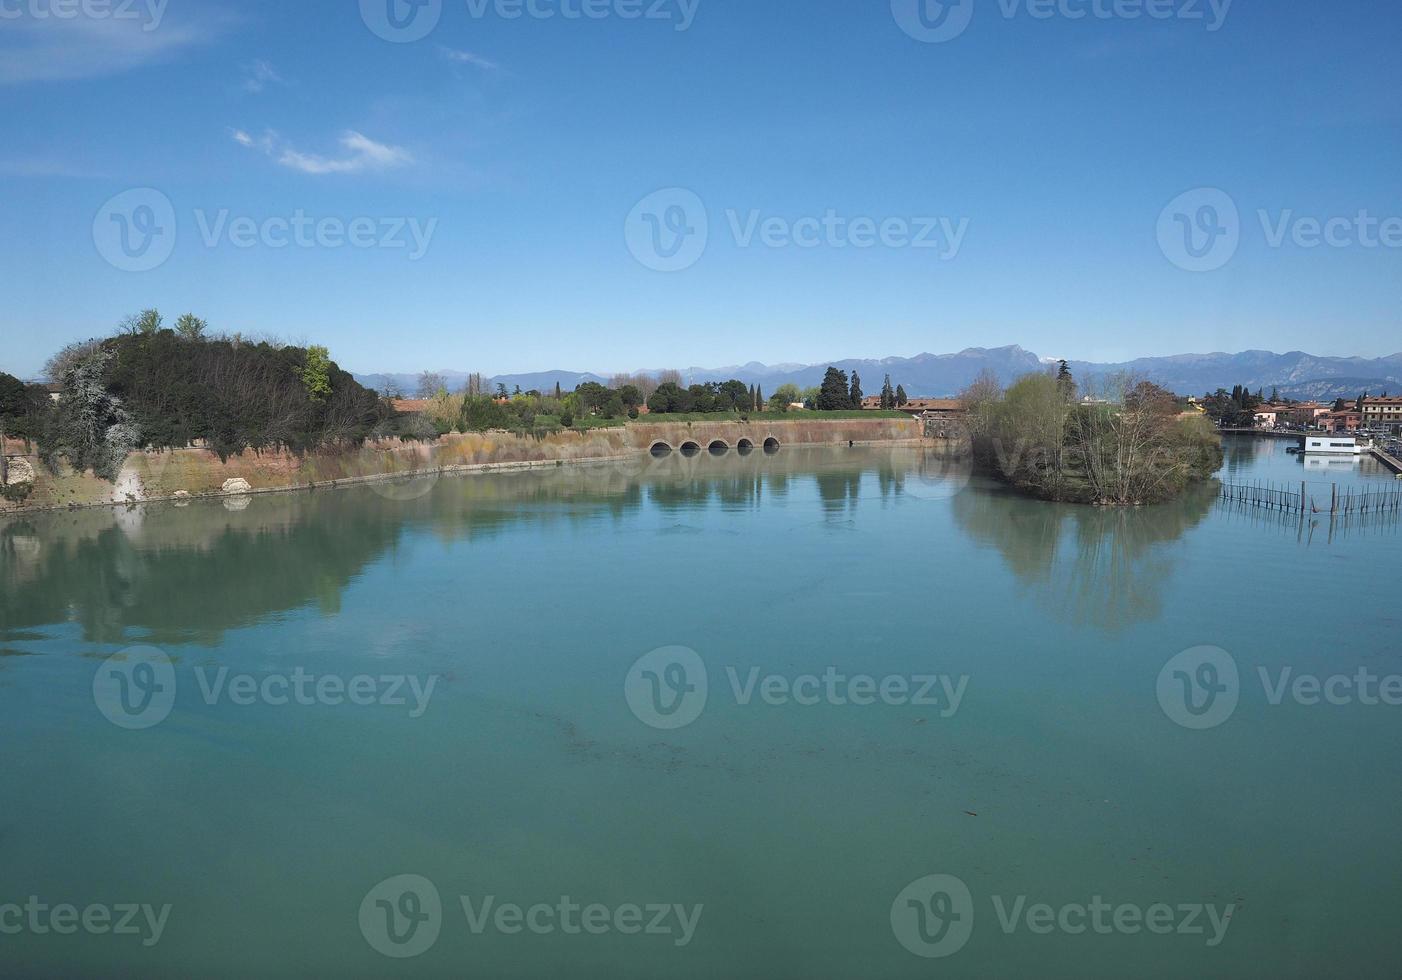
left=417, top=372, right=446, bottom=398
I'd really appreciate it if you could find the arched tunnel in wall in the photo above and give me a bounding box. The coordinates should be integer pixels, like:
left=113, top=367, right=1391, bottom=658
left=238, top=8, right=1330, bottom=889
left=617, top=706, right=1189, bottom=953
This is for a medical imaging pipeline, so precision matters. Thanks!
left=643, top=437, right=780, bottom=459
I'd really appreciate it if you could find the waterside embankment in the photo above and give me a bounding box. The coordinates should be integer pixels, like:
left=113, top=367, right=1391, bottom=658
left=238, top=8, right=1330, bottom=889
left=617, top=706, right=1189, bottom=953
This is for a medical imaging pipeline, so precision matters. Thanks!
left=2, top=416, right=923, bottom=514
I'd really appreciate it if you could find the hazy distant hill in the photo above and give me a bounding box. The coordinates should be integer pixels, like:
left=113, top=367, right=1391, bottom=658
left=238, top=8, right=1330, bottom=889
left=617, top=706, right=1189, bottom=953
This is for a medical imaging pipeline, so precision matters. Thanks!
left=356, top=347, right=1402, bottom=400
left=355, top=369, right=607, bottom=396
left=1065, top=351, right=1402, bottom=400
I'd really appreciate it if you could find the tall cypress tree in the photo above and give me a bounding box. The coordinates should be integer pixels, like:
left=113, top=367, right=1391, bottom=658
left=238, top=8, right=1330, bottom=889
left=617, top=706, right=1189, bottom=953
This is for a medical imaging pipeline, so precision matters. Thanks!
left=849, top=371, right=863, bottom=409
left=817, top=367, right=850, bottom=411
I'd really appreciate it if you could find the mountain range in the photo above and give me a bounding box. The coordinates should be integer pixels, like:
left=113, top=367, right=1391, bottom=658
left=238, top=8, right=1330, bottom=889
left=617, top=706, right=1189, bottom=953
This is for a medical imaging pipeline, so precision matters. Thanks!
left=355, top=347, right=1402, bottom=402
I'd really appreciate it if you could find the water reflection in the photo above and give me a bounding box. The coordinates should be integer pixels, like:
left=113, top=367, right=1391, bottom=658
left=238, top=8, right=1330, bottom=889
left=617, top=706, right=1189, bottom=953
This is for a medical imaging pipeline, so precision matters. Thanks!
left=950, top=482, right=1217, bottom=631
left=0, top=450, right=876, bottom=644
left=1, top=447, right=1227, bottom=644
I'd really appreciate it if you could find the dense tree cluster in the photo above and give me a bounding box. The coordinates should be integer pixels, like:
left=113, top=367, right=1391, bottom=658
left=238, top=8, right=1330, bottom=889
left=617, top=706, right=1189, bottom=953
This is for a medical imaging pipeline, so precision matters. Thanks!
left=0, top=371, right=50, bottom=444
left=1, top=311, right=409, bottom=482
left=646, top=379, right=756, bottom=414
left=99, top=330, right=387, bottom=459
left=961, top=368, right=1222, bottom=505
left=1199, top=385, right=1265, bottom=427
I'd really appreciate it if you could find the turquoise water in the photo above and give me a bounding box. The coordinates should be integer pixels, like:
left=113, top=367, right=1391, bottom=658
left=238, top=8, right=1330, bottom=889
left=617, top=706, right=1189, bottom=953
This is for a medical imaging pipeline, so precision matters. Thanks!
left=2, top=438, right=1399, bottom=978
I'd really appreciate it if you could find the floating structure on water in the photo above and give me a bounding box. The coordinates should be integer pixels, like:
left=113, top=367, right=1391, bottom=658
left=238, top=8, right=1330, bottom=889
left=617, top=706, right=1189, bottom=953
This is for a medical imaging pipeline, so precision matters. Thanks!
left=1303, top=435, right=1363, bottom=456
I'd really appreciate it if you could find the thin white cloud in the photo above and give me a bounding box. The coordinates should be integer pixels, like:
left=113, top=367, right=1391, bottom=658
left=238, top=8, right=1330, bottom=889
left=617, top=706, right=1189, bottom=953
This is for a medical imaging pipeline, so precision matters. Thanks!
left=232, top=129, right=412, bottom=176
left=440, top=47, right=499, bottom=71
left=241, top=59, right=283, bottom=94
left=230, top=128, right=275, bottom=154
left=0, top=157, right=109, bottom=178
left=0, top=15, right=209, bottom=85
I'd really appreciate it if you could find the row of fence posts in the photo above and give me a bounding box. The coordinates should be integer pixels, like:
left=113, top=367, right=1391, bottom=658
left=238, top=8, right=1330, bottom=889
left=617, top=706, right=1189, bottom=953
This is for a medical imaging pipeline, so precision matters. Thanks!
left=1219, top=479, right=1402, bottom=515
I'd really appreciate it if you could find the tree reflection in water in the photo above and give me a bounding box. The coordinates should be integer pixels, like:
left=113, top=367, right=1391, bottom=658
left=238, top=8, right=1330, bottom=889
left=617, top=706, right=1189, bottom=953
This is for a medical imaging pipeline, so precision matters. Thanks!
left=950, top=481, right=1217, bottom=631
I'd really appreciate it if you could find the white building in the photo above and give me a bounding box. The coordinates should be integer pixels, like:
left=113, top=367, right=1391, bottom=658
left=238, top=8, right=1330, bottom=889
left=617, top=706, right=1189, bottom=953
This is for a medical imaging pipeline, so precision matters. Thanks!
left=1304, top=435, right=1362, bottom=455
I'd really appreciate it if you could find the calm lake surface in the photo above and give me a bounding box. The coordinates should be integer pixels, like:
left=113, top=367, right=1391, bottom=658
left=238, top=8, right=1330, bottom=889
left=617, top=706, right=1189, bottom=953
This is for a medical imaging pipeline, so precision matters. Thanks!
left=2, top=436, right=1400, bottom=978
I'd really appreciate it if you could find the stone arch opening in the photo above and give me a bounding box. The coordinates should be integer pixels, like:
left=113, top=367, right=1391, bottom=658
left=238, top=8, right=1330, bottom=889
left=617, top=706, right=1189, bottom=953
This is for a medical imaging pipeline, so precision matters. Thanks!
left=649, top=442, right=673, bottom=457
left=763, top=437, right=781, bottom=453
left=679, top=441, right=702, bottom=458
left=708, top=440, right=730, bottom=456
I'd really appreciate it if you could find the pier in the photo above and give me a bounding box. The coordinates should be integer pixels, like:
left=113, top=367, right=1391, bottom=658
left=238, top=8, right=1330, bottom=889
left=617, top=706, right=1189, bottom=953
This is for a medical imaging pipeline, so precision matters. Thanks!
left=1369, top=446, right=1402, bottom=476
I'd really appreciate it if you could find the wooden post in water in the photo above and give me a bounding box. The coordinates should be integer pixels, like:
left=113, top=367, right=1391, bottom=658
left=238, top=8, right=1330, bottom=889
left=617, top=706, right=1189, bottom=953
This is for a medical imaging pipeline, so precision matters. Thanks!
left=1331, top=483, right=1338, bottom=514
left=1301, top=481, right=1306, bottom=514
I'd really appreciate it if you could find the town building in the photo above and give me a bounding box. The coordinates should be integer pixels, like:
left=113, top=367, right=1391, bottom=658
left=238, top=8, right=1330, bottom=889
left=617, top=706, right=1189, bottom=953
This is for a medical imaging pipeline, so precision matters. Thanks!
left=1282, top=402, right=1333, bottom=427
left=1319, top=409, right=1363, bottom=433
left=1361, top=396, right=1402, bottom=434
left=860, top=396, right=963, bottom=418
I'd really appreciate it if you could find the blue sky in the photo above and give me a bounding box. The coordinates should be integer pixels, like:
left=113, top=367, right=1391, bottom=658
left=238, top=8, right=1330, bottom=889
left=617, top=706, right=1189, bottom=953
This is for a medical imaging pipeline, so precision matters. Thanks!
left=2, top=0, right=1399, bottom=378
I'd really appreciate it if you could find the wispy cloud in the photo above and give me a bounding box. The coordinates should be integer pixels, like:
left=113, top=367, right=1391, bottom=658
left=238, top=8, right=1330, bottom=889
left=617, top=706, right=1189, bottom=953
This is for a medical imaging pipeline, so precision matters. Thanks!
left=440, top=47, right=499, bottom=71
left=0, top=14, right=209, bottom=85
left=241, top=59, right=283, bottom=94
left=0, top=157, right=109, bottom=179
left=233, top=129, right=413, bottom=176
